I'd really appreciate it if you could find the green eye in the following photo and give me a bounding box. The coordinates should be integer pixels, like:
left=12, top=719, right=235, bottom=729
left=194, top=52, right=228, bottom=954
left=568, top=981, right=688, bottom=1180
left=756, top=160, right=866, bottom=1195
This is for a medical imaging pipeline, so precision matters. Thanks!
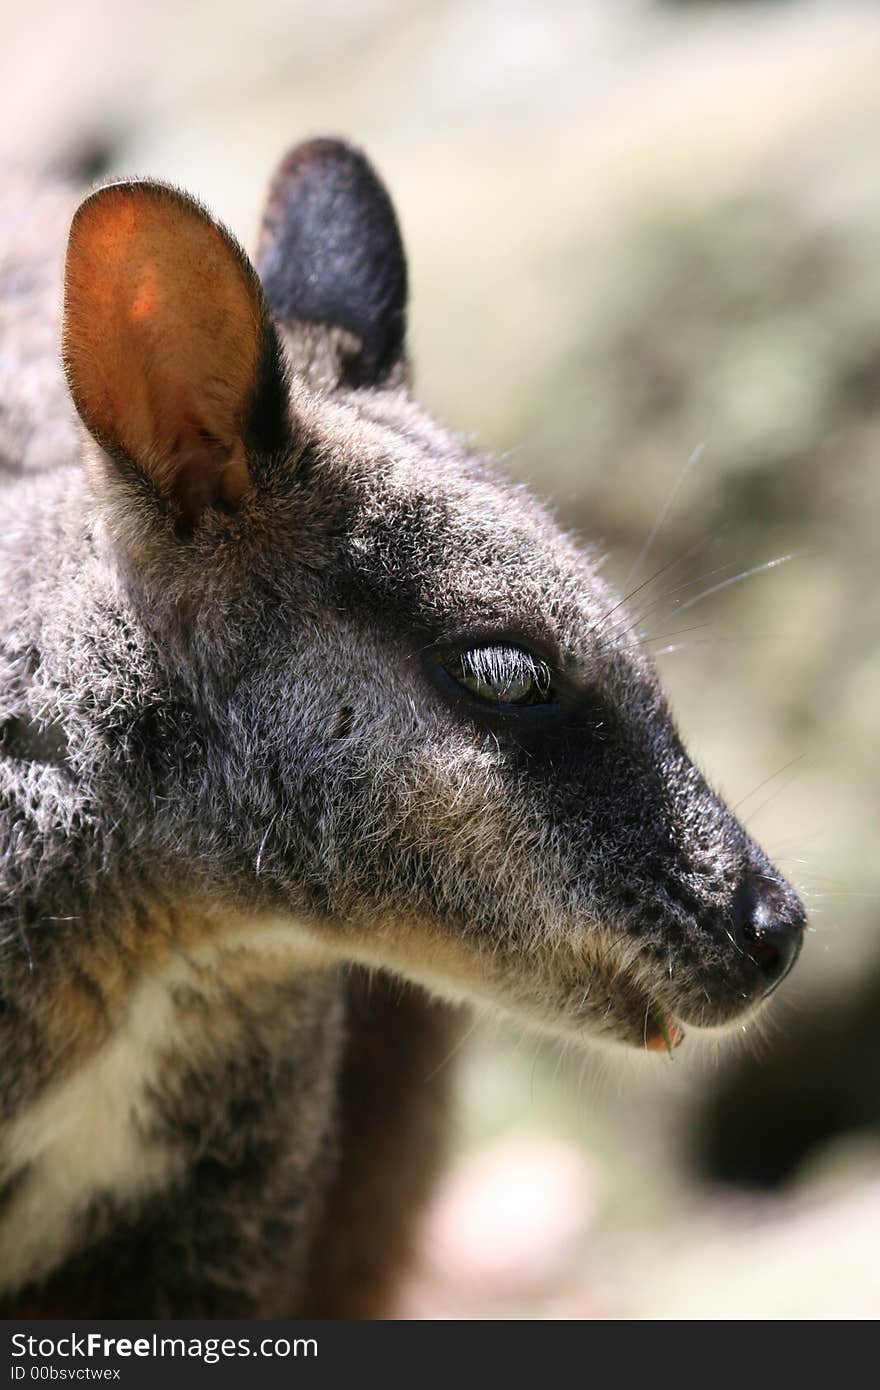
left=448, top=644, right=554, bottom=707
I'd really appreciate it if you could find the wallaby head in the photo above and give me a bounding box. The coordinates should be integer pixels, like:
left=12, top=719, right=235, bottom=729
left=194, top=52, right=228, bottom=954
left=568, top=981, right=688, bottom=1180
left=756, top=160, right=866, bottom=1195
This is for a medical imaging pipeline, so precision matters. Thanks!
left=6, top=139, right=807, bottom=1054
left=4, top=137, right=804, bottom=1063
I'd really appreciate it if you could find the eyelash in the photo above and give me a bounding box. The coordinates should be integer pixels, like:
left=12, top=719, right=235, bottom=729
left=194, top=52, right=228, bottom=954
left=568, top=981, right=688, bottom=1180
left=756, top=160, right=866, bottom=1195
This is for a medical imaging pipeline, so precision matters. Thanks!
left=442, top=643, right=557, bottom=709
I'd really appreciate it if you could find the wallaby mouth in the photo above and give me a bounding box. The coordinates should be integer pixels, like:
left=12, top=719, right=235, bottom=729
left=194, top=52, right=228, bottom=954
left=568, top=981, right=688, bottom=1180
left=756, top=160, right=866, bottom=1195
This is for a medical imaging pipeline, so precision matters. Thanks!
left=599, top=849, right=807, bottom=1054
left=636, top=902, right=805, bottom=1055
left=595, top=881, right=806, bottom=1056
left=601, top=982, right=685, bottom=1056
left=645, top=1004, right=684, bottom=1056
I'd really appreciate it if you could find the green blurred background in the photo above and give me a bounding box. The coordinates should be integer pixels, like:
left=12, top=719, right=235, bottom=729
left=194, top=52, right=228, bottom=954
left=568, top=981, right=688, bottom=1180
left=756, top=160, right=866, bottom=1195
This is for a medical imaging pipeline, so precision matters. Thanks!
left=4, top=0, right=878, bottom=1318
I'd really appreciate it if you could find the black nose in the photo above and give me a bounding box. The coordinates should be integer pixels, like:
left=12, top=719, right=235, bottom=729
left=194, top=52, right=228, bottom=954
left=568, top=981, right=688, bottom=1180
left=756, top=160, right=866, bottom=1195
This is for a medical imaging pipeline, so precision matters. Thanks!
left=731, top=871, right=805, bottom=997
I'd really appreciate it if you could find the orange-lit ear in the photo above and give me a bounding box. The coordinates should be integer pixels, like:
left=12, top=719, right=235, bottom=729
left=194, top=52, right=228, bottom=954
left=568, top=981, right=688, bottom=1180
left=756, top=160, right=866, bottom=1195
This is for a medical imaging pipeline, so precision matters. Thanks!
left=63, top=181, right=287, bottom=533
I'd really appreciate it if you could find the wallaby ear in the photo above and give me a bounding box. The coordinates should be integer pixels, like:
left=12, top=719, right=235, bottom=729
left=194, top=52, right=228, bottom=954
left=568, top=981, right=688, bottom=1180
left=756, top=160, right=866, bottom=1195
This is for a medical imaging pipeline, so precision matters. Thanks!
left=63, top=181, right=290, bottom=535
left=256, top=137, right=407, bottom=389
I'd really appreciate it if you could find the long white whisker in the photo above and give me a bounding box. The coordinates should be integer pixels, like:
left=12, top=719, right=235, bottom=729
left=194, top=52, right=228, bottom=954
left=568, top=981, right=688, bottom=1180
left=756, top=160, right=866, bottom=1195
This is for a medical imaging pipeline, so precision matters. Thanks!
left=622, top=440, right=706, bottom=592
left=730, top=753, right=808, bottom=814
left=673, top=553, right=796, bottom=615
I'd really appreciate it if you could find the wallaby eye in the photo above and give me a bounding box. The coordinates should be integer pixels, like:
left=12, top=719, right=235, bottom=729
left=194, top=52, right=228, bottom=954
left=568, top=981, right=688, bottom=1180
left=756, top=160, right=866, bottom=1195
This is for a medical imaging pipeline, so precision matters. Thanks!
left=445, top=644, right=555, bottom=708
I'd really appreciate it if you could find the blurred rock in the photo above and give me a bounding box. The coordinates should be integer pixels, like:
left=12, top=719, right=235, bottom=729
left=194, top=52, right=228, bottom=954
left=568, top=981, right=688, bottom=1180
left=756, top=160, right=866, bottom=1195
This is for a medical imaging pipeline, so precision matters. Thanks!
left=393, top=1135, right=602, bottom=1318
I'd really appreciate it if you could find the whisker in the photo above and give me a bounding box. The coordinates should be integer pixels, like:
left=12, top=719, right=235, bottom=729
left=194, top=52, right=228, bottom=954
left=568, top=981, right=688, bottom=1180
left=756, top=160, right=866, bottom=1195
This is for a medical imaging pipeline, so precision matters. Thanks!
left=628, top=556, right=745, bottom=628
left=630, top=552, right=797, bottom=639
left=730, top=753, right=808, bottom=814
left=744, top=761, right=810, bottom=827
left=640, top=622, right=715, bottom=646
left=629, top=555, right=750, bottom=630
left=652, top=634, right=792, bottom=657
left=420, top=1013, right=481, bottom=1083
left=592, top=530, right=723, bottom=637
left=622, top=440, right=706, bottom=593
left=674, top=553, right=796, bottom=615
left=802, top=891, right=880, bottom=902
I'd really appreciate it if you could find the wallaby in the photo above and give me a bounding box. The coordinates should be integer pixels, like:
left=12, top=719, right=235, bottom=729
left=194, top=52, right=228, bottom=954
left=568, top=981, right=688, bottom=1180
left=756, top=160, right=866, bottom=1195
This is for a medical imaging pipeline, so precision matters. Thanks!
left=0, top=138, right=805, bottom=1319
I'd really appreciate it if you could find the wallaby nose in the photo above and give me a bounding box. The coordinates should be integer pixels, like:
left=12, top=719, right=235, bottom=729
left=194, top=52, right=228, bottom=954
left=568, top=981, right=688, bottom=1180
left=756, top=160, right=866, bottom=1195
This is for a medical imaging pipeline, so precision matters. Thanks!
left=731, top=871, right=805, bottom=997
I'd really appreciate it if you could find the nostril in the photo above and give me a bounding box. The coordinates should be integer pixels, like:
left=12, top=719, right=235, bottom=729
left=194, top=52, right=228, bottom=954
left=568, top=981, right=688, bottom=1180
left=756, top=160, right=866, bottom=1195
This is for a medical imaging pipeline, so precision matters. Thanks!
left=743, top=930, right=786, bottom=985
left=731, top=873, right=805, bottom=997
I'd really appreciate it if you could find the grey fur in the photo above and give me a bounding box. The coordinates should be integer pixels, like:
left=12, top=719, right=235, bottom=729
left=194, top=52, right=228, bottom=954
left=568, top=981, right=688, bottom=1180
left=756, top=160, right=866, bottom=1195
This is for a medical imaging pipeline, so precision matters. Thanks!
left=0, top=141, right=805, bottom=1317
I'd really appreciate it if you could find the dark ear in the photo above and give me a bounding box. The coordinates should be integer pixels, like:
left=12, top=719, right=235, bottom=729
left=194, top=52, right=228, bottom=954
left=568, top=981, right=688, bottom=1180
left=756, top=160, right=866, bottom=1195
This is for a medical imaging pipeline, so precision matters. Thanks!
left=256, top=138, right=407, bottom=389
left=63, top=181, right=290, bottom=535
